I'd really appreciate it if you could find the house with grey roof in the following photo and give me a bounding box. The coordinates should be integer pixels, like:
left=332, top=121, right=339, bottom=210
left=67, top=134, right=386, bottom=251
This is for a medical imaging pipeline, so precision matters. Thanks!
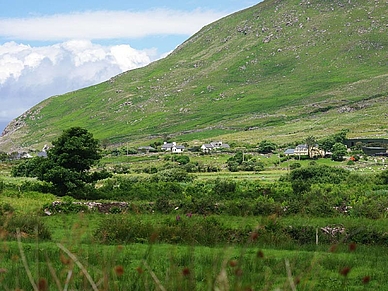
left=161, top=142, right=185, bottom=153
left=137, top=146, right=156, bottom=154
left=201, top=141, right=230, bottom=153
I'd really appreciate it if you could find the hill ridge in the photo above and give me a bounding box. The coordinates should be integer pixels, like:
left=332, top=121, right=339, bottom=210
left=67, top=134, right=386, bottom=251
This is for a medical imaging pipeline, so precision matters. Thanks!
left=1, top=0, right=387, bottom=152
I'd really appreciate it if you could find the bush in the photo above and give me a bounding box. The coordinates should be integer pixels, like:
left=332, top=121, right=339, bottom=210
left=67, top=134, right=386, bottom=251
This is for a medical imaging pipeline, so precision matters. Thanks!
left=151, top=168, right=193, bottom=183
left=289, top=162, right=301, bottom=170
left=253, top=196, right=281, bottom=216
left=0, top=215, right=51, bottom=240
left=0, top=202, right=15, bottom=215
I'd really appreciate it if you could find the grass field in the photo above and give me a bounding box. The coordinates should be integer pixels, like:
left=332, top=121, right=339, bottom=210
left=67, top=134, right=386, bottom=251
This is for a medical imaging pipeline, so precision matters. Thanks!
left=0, top=211, right=386, bottom=290
left=1, top=151, right=388, bottom=290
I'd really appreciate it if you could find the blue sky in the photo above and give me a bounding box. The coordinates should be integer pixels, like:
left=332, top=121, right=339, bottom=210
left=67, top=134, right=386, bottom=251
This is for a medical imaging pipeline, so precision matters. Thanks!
left=0, top=0, right=259, bottom=132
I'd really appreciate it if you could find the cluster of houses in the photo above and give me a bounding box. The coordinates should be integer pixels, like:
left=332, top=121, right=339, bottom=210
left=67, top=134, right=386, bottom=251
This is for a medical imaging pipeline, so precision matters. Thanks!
left=283, top=144, right=325, bottom=158
left=6, top=138, right=388, bottom=160
left=138, top=141, right=230, bottom=154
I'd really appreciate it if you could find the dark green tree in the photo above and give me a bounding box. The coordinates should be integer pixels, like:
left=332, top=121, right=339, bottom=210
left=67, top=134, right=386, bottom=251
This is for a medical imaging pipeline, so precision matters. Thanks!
left=12, top=127, right=110, bottom=197
left=258, top=140, right=277, bottom=154
left=48, top=127, right=101, bottom=172
left=331, top=143, right=347, bottom=161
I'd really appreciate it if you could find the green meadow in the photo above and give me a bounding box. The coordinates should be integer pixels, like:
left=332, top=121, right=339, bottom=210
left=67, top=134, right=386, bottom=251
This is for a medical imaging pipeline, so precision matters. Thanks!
left=2, top=150, right=388, bottom=290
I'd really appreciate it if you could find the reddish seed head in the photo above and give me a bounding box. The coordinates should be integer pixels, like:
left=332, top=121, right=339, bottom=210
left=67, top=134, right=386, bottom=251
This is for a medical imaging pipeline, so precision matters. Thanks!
left=182, top=267, right=190, bottom=276
left=60, top=254, right=71, bottom=265
left=250, top=231, right=259, bottom=241
left=0, top=268, right=7, bottom=273
left=349, top=242, right=357, bottom=252
left=229, top=260, right=238, bottom=267
left=362, top=276, right=371, bottom=284
left=294, top=277, right=301, bottom=285
left=136, top=266, right=144, bottom=274
left=340, top=267, right=351, bottom=277
left=114, top=265, right=124, bottom=276
left=150, top=232, right=158, bottom=243
left=257, top=250, right=264, bottom=258
left=38, top=278, right=48, bottom=291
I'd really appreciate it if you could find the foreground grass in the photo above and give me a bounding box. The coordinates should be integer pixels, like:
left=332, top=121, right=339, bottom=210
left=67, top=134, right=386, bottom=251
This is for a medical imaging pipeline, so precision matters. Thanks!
left=0, top=237, right=384, bottom=290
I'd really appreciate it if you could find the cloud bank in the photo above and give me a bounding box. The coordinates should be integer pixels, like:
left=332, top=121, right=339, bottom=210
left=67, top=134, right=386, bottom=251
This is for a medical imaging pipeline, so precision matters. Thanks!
left=0, top=9, right=224, bottom=41
left=0, top=8, right=226, bottom=126
left=0, top=40, right=154, bottom=122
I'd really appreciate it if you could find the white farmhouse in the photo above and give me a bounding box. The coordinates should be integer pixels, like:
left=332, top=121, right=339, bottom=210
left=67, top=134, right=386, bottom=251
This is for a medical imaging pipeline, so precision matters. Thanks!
left=161, top=142, right=185, bottom=153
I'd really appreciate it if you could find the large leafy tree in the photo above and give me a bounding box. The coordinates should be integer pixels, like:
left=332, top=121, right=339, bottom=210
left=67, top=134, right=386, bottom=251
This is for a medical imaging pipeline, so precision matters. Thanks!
left=331, top=143, right=348, bottom=161
left=258, top=140, right=277, bottom=154
left=48, top=127, right=101, bottom=172
left=12, top=127, right=110, bottom=197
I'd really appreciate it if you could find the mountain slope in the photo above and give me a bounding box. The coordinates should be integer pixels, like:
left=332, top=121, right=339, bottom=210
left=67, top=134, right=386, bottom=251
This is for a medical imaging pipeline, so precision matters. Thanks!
left=1, top=0, right=387, bottom=151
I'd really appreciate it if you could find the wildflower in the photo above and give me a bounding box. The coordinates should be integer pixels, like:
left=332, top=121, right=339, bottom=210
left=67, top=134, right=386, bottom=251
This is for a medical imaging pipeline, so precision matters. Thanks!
left=362, top=275, right=371, bottom=284
left=229, top=260, right=238, bottom=267
left=257, top=250, right=264, bottom=258
left=329, top=244, right=338, bottom=253
left=182, top=267, right=190, bottom=276
left=349, top=242, right=357, bottom=252
left=114, top=265, right=124, bottom=276
left=186, top=212, right=192, bottom=218
left=136, top=266, right=144, bottom=274
left=340, top=267, right=351, bottom=277
left=294, top=277, right=301, bottom=285
left=176, top=215, right=181, bottom=221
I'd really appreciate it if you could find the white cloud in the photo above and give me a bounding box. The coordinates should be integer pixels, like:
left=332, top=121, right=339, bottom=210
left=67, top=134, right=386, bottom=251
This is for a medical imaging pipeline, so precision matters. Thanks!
left=0, top=8, right=227, bottom=125
left=0, top=40, right=154, bottom=122
left=0, top=9, right=225, bottom=41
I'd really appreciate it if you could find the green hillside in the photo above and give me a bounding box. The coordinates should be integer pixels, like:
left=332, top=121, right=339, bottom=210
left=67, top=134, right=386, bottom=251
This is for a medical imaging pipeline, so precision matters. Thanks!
left=1, top=0, right=387, bottom=151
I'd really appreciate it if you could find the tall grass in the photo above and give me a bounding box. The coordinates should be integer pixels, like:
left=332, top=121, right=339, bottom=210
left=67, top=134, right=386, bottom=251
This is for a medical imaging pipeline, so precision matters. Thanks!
left=0, top=232, right=384, bottom=290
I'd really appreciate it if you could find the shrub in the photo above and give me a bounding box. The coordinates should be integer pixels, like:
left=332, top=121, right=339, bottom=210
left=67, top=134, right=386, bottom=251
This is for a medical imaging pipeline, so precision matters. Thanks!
left=94, top=216, right=154, bottom=244
left=289, top=162, right=301, bottom=170
left=174, top=155, right=190, bottom=165
left=253, top=196, right=281, bottom=216
left=151, top=168, right=193, bottom=183
left=0, top=202, right=15, bottom=215
left=0, top=215, right=51, bottom=240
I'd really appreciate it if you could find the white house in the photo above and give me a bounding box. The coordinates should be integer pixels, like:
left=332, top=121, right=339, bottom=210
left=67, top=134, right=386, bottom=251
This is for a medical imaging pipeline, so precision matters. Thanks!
left=294, top=144, right=309, bottom=156
left=285, top=144, right=324, bottom=158
left=161, top=142, right=185, bottom=153
left=201, top=141, right=230, bottom=153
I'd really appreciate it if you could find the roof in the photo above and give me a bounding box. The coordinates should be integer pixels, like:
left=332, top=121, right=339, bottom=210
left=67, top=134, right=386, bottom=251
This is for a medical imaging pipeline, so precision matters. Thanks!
left=161, top=143, right=173, bottom=148
left=37, top=151, right=48, bottom=157
left=284, top=149, right=295, bottom=155
left=138, top=146, right=155, bottom=150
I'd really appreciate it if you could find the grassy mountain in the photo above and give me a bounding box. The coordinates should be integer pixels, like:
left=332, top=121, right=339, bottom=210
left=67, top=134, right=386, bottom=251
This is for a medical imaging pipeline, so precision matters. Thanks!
left=1, top=0, right=387, bottom=152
